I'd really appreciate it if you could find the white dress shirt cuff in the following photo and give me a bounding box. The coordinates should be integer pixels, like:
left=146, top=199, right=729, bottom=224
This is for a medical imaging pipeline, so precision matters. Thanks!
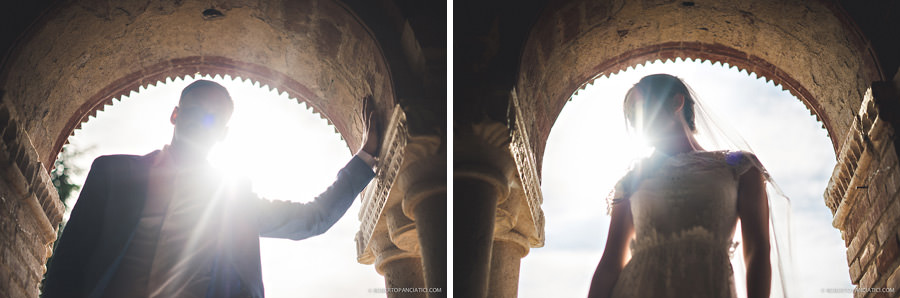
left=355, top=150, right=377, bottom=170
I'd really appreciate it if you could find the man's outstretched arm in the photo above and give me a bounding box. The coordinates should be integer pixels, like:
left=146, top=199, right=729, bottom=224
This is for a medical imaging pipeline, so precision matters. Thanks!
left=256, top=154, right=375, bottom=240
left=255, top=96, right=379, bottom=240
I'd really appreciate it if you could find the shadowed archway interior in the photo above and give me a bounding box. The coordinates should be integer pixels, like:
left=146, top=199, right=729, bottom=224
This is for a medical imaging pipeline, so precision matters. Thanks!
left=454, top=0, right=900, bottom=297
left=0, top=0, right=447, bottom=297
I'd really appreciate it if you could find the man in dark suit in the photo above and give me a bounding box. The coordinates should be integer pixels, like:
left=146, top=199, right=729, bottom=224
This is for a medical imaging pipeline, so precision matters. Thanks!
left=42, top=80, right=379, bottom=298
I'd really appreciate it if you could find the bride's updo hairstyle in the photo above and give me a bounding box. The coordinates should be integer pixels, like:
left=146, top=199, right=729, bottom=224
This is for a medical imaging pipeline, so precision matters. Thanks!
left=623, top=73, right=697, bottom=133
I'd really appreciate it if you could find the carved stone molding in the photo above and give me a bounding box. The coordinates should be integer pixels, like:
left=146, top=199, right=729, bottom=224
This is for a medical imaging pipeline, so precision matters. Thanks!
left=357, top=104, right=409, bottom=263
left=494, top=189, right=523, bottom=235
left=508, top=88, right=546, bottom=247
left=357, top=104, right=445, bottom=263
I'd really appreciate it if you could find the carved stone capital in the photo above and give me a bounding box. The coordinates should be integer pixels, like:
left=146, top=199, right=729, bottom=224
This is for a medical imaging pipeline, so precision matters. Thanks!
left=370, top=229, right=421, bottom=276
left=494, top=189, right=523, bottom=235
left=357, top=104, right=446, bottom=263
left=455, top=120, right=517, bottom=203
left=387, top=205, right=420, bottom=253
left=493, top=229, right=531, bottom=258
left=398, top=134, right=445, bottom=221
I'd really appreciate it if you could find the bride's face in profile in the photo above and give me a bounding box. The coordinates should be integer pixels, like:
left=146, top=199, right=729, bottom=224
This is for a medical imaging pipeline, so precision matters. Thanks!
left=624, top=89, right=689, bottom=147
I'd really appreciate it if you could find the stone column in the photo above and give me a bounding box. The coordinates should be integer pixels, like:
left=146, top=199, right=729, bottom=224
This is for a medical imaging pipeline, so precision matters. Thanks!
left=395, top=134, right=447, bottom=297
left=371, top=230, right=427, bottom=298
left=488, top=235, right=529, bottom=298
left=455, top=121, right=517, bottom=298
left=487, top=191, right=530, bottom=298
left=383, top=258, right=426, bottom=297
left=404, top=175, right=447, bottom=297
left=454, top=174, right=504, bottom=298
left=357, top=105, right=447, bottom=297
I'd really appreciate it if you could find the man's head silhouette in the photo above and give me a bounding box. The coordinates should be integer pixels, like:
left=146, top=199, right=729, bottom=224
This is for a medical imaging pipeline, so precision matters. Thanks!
left=169, top=80, right=234, bottom=159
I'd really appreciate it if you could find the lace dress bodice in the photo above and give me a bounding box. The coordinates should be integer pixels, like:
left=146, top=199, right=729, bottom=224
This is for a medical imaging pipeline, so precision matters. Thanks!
left=608, top=150, right=763, bottom=298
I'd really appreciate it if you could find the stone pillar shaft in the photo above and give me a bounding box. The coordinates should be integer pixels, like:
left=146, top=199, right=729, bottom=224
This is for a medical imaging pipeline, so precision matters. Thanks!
left=487, top=238, right=528, bottom=298
left=413, top=191, right=447, bottom=297
left=381, top=257, right=427, bottom=298
left=454, top=177, right=501, bottom=298
left=372, top=229, right=426, bottom=298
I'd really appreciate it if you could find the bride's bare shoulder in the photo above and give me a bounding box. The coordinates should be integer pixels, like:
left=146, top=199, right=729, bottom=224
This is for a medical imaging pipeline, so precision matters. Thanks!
left=720, top=150, right=764, bottom=175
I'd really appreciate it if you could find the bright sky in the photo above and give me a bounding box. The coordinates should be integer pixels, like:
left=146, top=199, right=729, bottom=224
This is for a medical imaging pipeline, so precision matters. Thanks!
left=518, top=59, right=851, bottom=298
left=58, top=61, right=853, bottom=298
left=62, top=75, right=384, bottom=297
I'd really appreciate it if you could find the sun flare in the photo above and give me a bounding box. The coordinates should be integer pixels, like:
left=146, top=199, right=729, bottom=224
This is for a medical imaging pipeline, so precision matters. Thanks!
left=64, top=75, right=384, bottom=297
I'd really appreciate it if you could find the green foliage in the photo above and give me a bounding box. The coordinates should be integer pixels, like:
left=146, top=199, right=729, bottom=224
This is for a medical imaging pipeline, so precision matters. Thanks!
left=50, top=152, right=81, bottom=206
left=49, top=146, right=91, bottom=234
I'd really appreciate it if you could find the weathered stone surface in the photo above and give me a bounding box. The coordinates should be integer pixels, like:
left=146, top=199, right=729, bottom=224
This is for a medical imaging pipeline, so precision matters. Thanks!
left=1, top=0, right=396, bottom=169
left=515, top=0, right=882, bottom=172
left=0, top=1, right=446, bottom=297
left=455, top=0, right=898, bottom=296
left=825, top=82, right=900, bottom=294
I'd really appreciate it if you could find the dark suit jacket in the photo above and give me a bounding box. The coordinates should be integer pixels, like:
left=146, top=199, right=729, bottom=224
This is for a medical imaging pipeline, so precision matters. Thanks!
left=42, top=150, right=375, bottom=298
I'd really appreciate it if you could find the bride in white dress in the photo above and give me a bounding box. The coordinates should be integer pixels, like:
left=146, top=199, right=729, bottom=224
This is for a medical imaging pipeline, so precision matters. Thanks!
left=587, top=74, right=778, bottom=298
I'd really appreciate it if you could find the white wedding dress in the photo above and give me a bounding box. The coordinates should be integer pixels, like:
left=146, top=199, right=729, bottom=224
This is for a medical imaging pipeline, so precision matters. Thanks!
left=609, top=149, right=763, bottom=298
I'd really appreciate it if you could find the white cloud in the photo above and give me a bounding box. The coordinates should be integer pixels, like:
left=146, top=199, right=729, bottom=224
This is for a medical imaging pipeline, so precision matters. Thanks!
left=519, top=250, right=603, bottom=298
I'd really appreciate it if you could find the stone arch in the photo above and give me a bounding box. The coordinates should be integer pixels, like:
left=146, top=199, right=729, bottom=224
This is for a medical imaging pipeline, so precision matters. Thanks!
left=0, top=1, right=457, bottom=297
left=479, top=0, right=894, bottom=296
left=57, top=57, right=360, bottom=163
left=515, top=0, right=882, bottom=172
left=568, top=44, right=830, bottom=142
left=0, top=0, right=396, bottom=172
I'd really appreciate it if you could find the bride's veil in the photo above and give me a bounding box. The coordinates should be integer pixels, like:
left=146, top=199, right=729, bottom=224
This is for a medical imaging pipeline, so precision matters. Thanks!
left=609, top=74, right=797, bottom=298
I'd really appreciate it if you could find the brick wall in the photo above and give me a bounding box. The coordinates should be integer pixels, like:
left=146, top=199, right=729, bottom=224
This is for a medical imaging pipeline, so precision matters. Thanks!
left=0, top=98, right=63, bottom=298
left=826, top=82, right=900, bottom=297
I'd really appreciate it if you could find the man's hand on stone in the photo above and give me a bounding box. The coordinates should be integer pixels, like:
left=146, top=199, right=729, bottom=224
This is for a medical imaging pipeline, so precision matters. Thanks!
left=359, top=95, right=380, bottom=157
